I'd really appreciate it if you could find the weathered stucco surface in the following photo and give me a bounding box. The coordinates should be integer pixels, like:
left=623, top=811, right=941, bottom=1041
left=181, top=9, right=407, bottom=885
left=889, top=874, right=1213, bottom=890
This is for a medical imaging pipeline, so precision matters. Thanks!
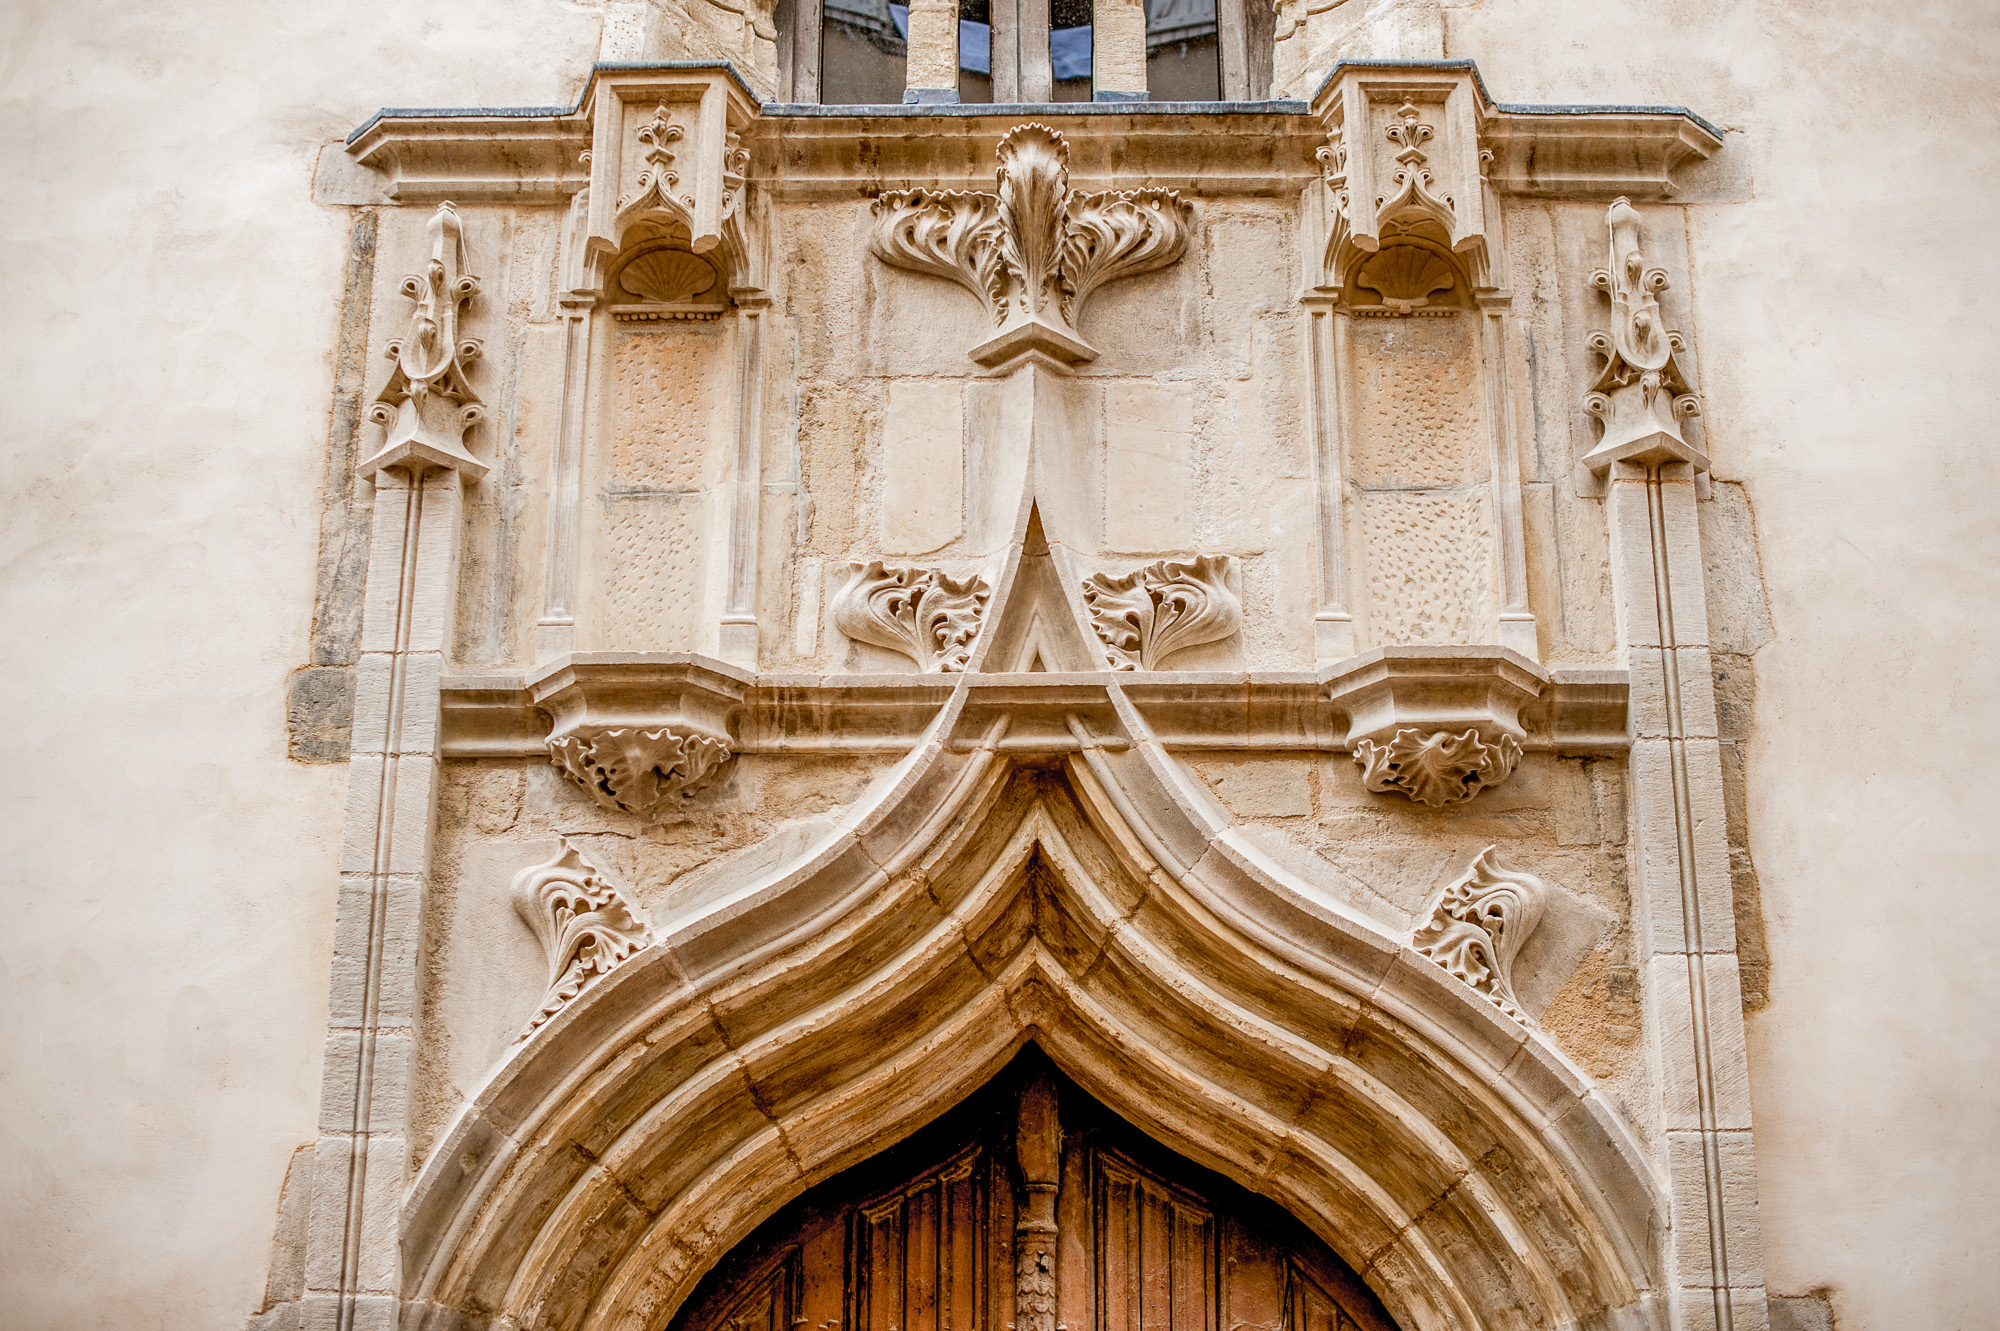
left=1, top=1, right=1996, bottom=1329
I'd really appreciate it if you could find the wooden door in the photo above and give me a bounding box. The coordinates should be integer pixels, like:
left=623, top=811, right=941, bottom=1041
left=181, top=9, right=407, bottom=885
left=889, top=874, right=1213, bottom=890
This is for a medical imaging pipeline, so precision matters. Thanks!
left=668, top=1051, right=1397, bottom=1331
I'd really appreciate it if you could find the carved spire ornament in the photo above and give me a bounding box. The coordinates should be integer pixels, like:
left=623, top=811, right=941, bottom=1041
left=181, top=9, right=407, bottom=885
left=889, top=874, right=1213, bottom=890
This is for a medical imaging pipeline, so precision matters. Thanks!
left=1352, top=727, right=1523, bottom=806
left=832, top=562, right=992, bottom=672
left=1582, top=196, right=1705, bottom=472
left=870, top=124, right=1192, bottom=367
left=547, top=725, right=734, bottom=815
left=361, top=202, right=487, bottom=479
left=1411, top=847, right=1549, bottom=1022
left=1082, top=555, right=1241, bottom=671
left=511, top=841, right=652, bottom=1039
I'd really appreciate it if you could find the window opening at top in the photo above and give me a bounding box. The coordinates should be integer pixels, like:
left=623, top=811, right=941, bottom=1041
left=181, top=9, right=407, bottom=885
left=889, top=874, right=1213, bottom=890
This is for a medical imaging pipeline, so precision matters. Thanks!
left=1145, top=0, right=1218, bottom=101
left=959, top=0, right=993, bottom=102
left=1048, top=0, right=1093, bottom=102
left=820, top=0, right=908, bottom=104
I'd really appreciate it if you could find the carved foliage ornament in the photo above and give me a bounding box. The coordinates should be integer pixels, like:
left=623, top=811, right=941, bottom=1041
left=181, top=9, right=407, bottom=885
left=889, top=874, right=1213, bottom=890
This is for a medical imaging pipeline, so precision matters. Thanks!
left=1083, top=555, right=1241, bottom=671
left=1352, top=727, right=1522, bottom=806
left=1582, top=196, right=1704, bottom=472
left=833, top=561, right=991, bottom=672
left=511, top=841, right=651, bottom=1039
left=547, top=725, right=734, bottom=815
left=362, top=201, right=487, bottom=478
left=871, top=124, right=1192, bottom=366
left=1411, top=846, right=1548, bottom=1022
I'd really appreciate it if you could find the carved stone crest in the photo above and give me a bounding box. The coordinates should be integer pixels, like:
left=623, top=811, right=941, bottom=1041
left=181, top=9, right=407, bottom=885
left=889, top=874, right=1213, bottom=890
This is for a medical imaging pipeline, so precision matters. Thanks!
left=1582, top=196, right=1704, bottom=472
left=511, top=841, right=652, bottom=1038
left=832, top=562, right=991, bottom=672
left=362, top=202, right=487, bottom=479
left=1082, top=555, right=1240, bottom=671
left=547, top=725, right=733, bottom=814
left=1411, top=847, right=1549, bottom=1022
left=870, top=123, right=1192, bottom=368
left=1352, top=726, right=1522, bottom=806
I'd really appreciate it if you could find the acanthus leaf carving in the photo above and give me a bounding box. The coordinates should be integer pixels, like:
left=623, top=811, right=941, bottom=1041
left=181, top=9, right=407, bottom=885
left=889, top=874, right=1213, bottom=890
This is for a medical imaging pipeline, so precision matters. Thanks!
left=511, top=840, right=652, bottom=1039
left=1352, top=727, right=1523, bottom=806
left=832, top=561, right=992, bottom=672
left=1411, top=846, right=1549, bottom=1022
left=547, top=725, right=734, bottom=815
left=1582, top=196, right=1705, bottom=473
left=1082, top=555, right=1241, bottom=671
left=361, top=201, right=488, bottom=479
left=870, top=124, right=1191, bottom=367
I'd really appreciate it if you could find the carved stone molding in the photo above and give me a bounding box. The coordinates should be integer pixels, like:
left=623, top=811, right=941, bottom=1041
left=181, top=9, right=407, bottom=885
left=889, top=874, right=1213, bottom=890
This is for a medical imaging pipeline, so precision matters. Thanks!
left=1353, top=727, right=1523, bottom=806
left=1081, top=555, right=1241, bottom=671
left=361, top=202, right=488, bottom=479
left=832, top=562, right=992, bottom=672
left=510, top=841, right=652, bottom=1038
left=547, top=725, right=734, bottom=814
left=1411, top=846, right=1548, bottom=1020
left=870, top=123, right=1192, bottom=368
left=1582, top=196, right=1705, bottom=473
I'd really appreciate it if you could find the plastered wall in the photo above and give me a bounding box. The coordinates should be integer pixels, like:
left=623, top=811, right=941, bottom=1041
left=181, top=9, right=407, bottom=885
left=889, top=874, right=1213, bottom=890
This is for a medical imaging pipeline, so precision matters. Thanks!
left=3, top=2, right=1997, bottom=1330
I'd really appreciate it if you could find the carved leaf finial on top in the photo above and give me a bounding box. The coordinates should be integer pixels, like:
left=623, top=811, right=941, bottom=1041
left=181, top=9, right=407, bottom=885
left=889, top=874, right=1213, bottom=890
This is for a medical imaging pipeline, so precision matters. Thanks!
left=547, top=725, right=734, bottom=815
left=1582, top=196, right=1704, bottom=472
left=1352, top=727, right=1522, bottom=806
left=832, top=561, right=992, bottom=672
left=1374, top=101, right=1456, bottom=225
left=1411, top=846, right=1549, bottom=1022
left=1082, top=555, right=1241, bottom=671
left=511, top=841, right=651, bottom=1039
left=361, top=202, right=488, bottom=479
left=870, top=124, right=1192, bottom=367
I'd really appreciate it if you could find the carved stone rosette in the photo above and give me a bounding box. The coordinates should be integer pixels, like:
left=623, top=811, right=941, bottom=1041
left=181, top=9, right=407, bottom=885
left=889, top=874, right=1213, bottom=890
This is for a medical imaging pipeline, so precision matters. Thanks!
left=870, top=124, right=1192, bottom=367
left=547, top=725, right=734, bottom=815
left=1353, top=726, right=1522, bottom=807
left=832, top=562, right=991, bottom=672
left=511, top=841, right=652, bottom=1038
left=1582, top=196, right=1704, bottom=472
left=362, top=202, right=488, bottom=479
left=1411, top=847, right=1549, bottom=1021
left=1082, top=555, right=1240, bottom=671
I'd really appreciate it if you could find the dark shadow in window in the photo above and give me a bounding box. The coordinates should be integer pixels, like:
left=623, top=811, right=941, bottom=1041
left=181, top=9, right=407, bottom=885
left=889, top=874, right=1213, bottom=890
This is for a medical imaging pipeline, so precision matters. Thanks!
left=821, top=0, right=908, bottom=104
left=1049, top=0, right=1092, bottom=101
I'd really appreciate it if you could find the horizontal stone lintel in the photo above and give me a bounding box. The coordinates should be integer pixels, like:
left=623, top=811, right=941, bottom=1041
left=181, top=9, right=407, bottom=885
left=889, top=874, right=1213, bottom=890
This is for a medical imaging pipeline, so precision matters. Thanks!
left=438, top=649, right=1629, bottom=759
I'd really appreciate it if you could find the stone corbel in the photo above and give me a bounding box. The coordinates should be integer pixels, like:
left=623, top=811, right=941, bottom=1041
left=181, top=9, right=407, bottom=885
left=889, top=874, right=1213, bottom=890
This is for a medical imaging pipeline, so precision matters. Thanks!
left=1081, top=555, right=1241, bottom=671
left=1411, top=846, right=1548, bottom=1020
left=832, top=562, right=993, bottom=672
left=1581, top=196, right=1705, bottom=474
left=360, top=202, right=488, bottom=480
left=870, top=124, right=1192, bottom=369
left=511, top=841, right=652, bottom=1038
left=1328, top=647, right=1544, bottom=804
left=529, top=655, right=749, bottom=815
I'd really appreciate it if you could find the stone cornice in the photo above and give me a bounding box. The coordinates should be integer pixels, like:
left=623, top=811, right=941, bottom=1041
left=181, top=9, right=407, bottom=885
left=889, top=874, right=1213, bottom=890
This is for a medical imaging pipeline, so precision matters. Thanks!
left=439, top=650, right=1628, bottom=760
left=334, top=58, right=1723, bottom=206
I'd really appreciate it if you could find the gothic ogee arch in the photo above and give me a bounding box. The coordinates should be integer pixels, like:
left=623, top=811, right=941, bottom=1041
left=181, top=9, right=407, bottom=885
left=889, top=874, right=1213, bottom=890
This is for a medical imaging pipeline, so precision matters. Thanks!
left=401, top=679, right=1666, bottom=1331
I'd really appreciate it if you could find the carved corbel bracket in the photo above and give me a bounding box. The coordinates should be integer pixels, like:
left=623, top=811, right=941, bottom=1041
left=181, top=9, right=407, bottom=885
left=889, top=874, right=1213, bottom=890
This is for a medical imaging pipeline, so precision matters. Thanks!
left=580, top=70, right=763, bottom=299
left=511, top=840, right=652, bottom=1037
left=361, top=202, right=489, bottom=480
left=1411, top=846, right=1549, bottom=1020
left=1309, top=68, right=1495, bottom=298
left=1082, top=555, right=1241, bottom=671
left=1328, top=646, right=1545, bottom=804
left=870, top=124, right=1192, bottom=369
left=832, top=562, right=993, bottom=672
left=1581, top=196, right=1706, bottom=473
left=528, top=654, right=749, bottom=815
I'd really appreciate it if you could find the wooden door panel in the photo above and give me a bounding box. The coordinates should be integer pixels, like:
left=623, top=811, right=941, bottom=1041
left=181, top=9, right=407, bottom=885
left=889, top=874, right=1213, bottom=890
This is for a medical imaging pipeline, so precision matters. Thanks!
left=667, top=1056, right=1396, bottom=1331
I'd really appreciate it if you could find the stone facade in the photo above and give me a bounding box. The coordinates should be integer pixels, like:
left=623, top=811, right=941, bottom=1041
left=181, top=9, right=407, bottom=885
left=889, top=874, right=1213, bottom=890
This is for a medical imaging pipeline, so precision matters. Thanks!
left=3, top=4, right=1997, bottom=1331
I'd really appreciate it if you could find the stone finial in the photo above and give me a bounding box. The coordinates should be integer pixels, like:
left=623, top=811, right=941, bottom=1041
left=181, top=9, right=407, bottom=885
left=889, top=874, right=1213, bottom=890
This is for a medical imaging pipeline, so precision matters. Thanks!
left=1582, top=196, right=1704, bottom=472
left=362, top=202, right=488, bottom=479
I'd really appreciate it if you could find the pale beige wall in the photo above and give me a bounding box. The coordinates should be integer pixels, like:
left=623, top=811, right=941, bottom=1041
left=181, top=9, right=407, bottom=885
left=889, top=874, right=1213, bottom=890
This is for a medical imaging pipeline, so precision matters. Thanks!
left=0, top=3, right=602, bottom=1327
left=3, top=3, right=1997, bottom=1331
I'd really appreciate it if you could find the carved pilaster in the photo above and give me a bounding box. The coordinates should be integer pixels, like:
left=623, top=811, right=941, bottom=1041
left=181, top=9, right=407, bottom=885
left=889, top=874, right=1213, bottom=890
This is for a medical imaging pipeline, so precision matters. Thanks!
left=1411, top=847, right=1548, bottom=1020
left=832, top=562, right=992, bottom=672
left=1082, top=556, right=1241, bottom=671
left=870, top=124, right=1191, bottom=369
left=361, top=202, right=488, bottom=479
left=512, top=841, right=651, bottom=1037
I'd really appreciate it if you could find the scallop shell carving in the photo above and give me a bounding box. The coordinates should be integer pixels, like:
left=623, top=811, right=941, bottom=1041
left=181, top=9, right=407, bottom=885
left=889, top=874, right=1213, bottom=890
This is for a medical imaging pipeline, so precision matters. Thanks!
left=1355, top=245, right=1457, bottom=312
left=619, top=249, right=720, bottom=304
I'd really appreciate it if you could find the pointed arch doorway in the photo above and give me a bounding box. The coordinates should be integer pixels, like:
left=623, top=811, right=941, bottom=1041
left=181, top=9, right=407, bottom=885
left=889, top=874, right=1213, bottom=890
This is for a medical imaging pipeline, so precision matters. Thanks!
left=669, top=1047, right=1397, bottom=1331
